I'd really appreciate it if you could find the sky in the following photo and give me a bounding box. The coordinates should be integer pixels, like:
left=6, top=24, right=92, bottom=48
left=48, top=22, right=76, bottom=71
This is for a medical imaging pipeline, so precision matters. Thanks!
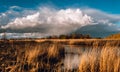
left=0, top=0, right=120, bottom=14
left=0, top=0, right=120, bottom=38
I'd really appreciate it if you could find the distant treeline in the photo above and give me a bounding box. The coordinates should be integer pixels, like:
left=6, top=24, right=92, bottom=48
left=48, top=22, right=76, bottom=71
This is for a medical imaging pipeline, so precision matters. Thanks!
left=1, top=33, right=101, bottom=40
left=44, top=34, right=101, bottom=39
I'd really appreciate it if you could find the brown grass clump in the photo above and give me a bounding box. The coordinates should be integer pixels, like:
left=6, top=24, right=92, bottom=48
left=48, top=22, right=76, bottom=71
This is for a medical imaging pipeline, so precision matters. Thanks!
left=100, top=46, right=120, bottom=72
left=106, top=33, right=120, bottom=39
left=47, top=44, right=59, bottom=58
left=0, top=42, right=64, bottom=72
left=79, top=45, right=120, bottom=72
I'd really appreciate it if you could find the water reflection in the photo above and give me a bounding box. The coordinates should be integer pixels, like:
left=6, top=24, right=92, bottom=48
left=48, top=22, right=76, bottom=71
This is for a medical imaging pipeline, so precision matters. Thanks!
left=63, top=45, right=92, bottom=70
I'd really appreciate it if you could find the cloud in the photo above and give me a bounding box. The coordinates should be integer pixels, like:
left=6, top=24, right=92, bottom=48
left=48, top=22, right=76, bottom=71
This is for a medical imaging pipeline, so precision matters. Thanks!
left=83, top=8, right=120, bottom=30
left=1, top=7, right=92, bottom=35
left=10, top=6, right=21, bottom=9
left=74, top=24, right=120, bottom=37
left=0, top=33, right=49, bottom=38
left=0, top=7, right=23, bottom=25
left=0, top=6, right=120, bottom=38
left=0, top=6, right=36, bottom=25
left=82, top=8, right=120, bottom=23
left=74, top=8, right=120, bottom=37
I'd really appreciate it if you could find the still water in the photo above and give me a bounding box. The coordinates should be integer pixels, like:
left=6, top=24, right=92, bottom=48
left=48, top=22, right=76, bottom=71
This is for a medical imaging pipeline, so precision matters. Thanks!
left=63, top=45, right=91, bottom=70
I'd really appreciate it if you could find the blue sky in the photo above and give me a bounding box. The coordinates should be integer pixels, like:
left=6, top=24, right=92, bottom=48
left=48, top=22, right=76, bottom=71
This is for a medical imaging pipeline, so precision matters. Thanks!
left=0, top=0, right=120, bottom=14
left=0, top=0, right=120, bottom=38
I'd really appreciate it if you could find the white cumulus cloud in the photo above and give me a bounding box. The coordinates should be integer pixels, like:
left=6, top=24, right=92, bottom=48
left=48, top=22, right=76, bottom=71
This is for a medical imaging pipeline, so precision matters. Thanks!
left=1, top=7, right=92, bottom=35
left=2, top=8, right=92, bottom=29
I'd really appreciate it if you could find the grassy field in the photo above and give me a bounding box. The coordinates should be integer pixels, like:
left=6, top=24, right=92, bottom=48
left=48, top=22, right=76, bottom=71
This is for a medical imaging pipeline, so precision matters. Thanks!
left=106, top=33, right=120, bottom=39
left=0, top=39, right=120, bottom=72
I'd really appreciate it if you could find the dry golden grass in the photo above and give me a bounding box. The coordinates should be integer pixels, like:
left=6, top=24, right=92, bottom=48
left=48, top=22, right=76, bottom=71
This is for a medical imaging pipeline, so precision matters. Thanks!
left=0, top=40, right=120, bottom=72
left=15, top=43, right=63, bottom=72
left=106, top=33, right=120, bottom=39
left=79, top=43, right=120, bottom=72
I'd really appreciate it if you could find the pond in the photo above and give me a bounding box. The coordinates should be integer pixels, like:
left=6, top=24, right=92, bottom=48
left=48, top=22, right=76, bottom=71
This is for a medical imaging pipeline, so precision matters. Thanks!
left=63, top=45, right=91, bottom=70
